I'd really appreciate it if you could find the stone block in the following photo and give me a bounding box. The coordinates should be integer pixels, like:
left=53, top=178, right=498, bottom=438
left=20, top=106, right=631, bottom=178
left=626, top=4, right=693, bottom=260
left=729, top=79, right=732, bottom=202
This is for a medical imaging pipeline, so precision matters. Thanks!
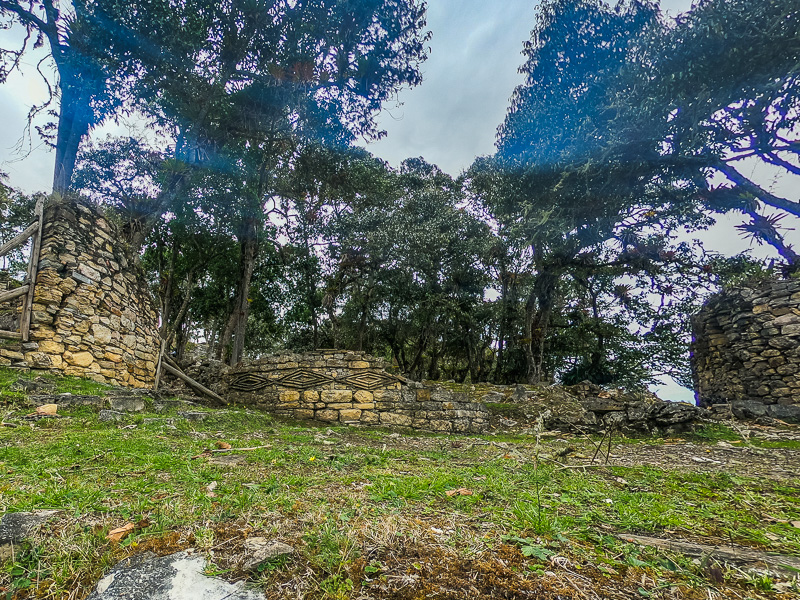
left=279, top=391, right=300, bottom=403
left=360, top=411, right=380, bottom=424
left=339, top=409, right=362, bottom=422
left=98, top=410, right=126, bottom=422
left=37, top=340, right=65, bottom=355
left=92, top=323, right=112, bottom=344
left=774, top=313, right=800, bottom=326
left=782, top=323, right=800, bottom=336
left=321, top=390, right=352, bottom=404
left=30, top=326, right=56, bottom=341
left=293, top=409, right=314, bottom=420
left=64, top=350, right=95, bottom=367
left=104, top=352, right=123, bottom=363
left=427, top=420, right=453, bottom=432
left=379, top=412, right=412, bottom=427
left=315, top=409, right=339, bottom=422
left=348, top=361, right=370, bottom=369
left=0, top=510, right=61, bottom=559
left=353, top=390, right=373, bottom=403
left=0, top=349, right=24, bottom=361
left=326, top=402, right=353, bottom=410
left=24, top=352, right=58, bottom=368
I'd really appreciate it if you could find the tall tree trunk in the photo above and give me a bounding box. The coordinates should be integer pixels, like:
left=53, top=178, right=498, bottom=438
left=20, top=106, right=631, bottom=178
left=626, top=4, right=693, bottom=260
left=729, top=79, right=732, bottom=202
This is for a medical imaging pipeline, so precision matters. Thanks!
left=218, top=310, right=237, bottom=362
left=52, top=73, right=92, bottom=196
left=159, top=238, right=178, bottom=340
left=524, top=267, right=558, bottom=384
left=229, top=218, right=259, bottom=365
left=356, top=286, right=374, bottom=352
left=206, top=323, right=217, bottom=359
left=165, top=272, right=195, bottom=348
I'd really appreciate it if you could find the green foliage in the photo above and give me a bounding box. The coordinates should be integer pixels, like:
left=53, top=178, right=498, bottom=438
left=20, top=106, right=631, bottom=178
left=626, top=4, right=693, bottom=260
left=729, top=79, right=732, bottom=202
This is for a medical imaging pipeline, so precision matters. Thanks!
left=0, top=180, right=37, bottom=276
left=623, top=0, right=800, bottom=270
left=10, top=0, right=799, bottom=391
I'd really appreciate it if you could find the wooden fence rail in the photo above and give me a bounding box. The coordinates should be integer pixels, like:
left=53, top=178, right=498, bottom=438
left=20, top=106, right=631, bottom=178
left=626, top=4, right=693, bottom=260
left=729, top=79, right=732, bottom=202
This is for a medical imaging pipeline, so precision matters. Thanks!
left=0, top=197, right=45, bottom=343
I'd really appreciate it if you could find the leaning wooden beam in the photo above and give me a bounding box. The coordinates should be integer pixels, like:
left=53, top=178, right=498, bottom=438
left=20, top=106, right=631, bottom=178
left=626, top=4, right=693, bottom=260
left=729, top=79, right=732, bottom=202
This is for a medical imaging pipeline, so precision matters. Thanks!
left=20, top=198, right=44, bottom=342
left=0, top=222, right=38, bottom=259
left=162, top=362, right=225, bottom=404
left=0, top=330, right=23, bottom=340
left=0, top=285, right=29, bottom=304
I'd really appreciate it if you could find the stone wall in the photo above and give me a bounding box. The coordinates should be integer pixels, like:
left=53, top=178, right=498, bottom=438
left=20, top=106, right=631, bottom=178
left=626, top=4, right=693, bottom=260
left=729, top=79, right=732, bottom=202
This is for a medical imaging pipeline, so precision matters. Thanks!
left=691, top=278, right=800, bottom=417
left=22, top=199, right=159, bottom=387
left=212, top=350, right=489, bottom=433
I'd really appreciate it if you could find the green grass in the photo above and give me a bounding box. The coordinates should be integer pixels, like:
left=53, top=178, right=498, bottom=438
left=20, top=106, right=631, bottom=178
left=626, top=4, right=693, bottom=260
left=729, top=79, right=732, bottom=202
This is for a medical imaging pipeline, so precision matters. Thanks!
left=0, top=367, right=112, bottom=400
left=0, top=367, right=799, bottom=599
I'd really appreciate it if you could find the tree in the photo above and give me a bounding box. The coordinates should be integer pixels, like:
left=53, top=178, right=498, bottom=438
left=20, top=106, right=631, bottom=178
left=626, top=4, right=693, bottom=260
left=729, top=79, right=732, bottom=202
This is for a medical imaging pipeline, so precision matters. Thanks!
left=121, top=0, right=430, bottom=364
left=0, top=0, right=128, bottom=194
left=623, top=0, right=800, bottom=271
left=0, top=177, right=36, bottom=275
left=471, top=0, right=706, bottom=383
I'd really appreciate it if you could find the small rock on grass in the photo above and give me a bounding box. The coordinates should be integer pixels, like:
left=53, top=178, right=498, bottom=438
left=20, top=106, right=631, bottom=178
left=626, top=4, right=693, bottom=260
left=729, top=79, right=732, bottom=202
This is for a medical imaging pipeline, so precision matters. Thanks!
left=178, top=411, right=209, bottom=421
left=99, top=410, right=126, bottom=422
left=0, top=510, right=61, bottom=560
left=242, top=538, right=294, bottom=572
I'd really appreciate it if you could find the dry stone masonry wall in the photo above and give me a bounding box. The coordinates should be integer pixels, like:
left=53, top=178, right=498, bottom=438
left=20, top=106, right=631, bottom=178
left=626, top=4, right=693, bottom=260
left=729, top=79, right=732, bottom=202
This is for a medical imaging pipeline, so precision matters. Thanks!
left=691, top=278, right=800, bottom=422
left=22, top=199, right=159, bottom=387
left=218, top=350, right=490, bottom=433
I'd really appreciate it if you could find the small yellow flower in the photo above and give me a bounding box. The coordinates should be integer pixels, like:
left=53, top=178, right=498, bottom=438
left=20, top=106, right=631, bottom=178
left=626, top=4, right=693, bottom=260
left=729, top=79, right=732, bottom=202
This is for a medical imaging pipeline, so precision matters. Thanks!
left=309, top=456, right=315, bottom=461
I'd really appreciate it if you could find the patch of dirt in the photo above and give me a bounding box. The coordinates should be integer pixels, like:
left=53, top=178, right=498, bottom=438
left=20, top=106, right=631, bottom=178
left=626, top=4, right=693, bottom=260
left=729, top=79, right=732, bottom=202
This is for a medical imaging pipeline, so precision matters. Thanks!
left=606, top=439, right=800, bottom=481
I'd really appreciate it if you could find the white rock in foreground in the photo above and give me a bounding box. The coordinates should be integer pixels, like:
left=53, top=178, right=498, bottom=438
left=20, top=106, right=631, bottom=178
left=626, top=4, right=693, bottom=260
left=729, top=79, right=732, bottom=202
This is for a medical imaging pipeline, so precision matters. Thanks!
left=87, top=550, right=264, bottom=600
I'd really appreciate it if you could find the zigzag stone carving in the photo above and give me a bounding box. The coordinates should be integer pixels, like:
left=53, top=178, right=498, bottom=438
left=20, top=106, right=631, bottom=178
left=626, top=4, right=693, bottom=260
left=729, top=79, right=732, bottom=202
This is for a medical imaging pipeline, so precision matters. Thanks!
left=340, top=371, right=401, bottom=390
left=229, top=373, right=270, bottom=392
left=275, top=368, right=333, bottom=389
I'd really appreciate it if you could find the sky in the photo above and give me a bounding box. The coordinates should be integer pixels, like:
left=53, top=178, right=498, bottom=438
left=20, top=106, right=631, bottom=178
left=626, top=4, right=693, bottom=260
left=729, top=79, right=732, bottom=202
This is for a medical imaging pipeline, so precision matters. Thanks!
left=0, top=0, right=797, bottom=401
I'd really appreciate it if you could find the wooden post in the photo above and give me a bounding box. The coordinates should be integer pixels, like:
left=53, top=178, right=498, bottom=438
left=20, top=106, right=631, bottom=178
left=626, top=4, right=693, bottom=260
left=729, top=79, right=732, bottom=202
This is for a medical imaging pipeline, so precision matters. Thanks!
left=20, top=197, right=44, bottom=342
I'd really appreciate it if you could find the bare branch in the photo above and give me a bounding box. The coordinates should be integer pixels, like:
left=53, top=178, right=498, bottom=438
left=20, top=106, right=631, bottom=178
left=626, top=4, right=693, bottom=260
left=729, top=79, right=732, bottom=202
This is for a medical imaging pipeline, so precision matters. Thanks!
left=713, top=161, right=800, bottom=218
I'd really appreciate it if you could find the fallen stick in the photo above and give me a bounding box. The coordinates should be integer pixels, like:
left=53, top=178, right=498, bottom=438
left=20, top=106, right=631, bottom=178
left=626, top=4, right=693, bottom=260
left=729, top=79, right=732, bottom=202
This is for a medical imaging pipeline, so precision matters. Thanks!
left=210, top=445, right=272, bottom=453
left=191, top=444, right=272, bottom=459
left=616, top=533, right=800, bottom=577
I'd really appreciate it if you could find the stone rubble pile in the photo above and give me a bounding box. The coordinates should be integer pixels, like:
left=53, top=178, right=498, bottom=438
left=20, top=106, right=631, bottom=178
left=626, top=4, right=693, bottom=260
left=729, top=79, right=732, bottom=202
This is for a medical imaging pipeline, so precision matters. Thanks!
left=484, top=382, right=707, bottom=434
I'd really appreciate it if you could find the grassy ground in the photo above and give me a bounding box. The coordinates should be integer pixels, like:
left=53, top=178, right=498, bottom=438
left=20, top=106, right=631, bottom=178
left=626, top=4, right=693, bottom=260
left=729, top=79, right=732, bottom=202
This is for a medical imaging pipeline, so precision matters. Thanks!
left=0, top=370, right=799, bottom=599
